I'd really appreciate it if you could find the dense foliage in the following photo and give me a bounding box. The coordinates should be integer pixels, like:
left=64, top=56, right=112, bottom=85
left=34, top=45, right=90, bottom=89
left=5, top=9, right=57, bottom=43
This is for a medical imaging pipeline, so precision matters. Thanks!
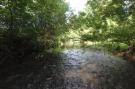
left=0, top=0, right=68, bottom=64
left=0, top=0, right=135, bottom=64
left=70, top=0, right=135, bottom=51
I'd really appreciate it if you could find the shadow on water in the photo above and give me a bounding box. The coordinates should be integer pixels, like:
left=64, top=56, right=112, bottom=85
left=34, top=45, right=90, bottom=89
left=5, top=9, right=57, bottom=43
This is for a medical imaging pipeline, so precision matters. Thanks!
left=0, top=48, right=135, bottom=89
left=0, top=53, right=65, bottom=89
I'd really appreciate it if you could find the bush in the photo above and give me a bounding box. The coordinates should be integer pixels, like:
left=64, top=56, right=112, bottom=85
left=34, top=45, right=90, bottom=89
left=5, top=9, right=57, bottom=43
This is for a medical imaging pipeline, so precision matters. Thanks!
left=0, top=31, right=44, bottom=65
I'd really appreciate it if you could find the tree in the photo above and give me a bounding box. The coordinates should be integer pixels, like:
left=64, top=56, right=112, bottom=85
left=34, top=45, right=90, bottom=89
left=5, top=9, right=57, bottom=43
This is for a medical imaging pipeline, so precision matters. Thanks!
left=70, top=0, right=135, bottom=48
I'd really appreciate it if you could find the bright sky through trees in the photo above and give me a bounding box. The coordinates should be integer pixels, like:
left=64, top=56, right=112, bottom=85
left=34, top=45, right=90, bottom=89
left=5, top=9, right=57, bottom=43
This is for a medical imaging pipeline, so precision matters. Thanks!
left=66, top=0, right=87, bottom=14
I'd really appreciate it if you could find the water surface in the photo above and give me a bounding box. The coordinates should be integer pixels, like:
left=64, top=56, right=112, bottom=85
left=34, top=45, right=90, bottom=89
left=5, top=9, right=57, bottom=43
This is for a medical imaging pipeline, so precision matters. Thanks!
left=0, top=48, right=135, bottom=89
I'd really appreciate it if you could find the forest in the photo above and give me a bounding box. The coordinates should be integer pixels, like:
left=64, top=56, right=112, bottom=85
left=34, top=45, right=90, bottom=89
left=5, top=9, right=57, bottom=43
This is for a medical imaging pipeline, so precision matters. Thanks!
left=0, top=0, right=135, bottom=64
left=0, top=0, right=135, bottom=89
left=0, top=0, right=69, bottom=64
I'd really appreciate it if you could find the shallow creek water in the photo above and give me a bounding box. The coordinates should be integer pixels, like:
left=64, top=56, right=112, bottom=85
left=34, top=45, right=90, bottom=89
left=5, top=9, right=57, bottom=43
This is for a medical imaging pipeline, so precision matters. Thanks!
left=0, top=48, right=135, bottom=89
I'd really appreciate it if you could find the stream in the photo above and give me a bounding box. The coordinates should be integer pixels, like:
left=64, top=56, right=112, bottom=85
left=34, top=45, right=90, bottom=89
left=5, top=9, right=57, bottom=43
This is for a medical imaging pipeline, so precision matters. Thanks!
left=0, top=48, right=135, bottom=89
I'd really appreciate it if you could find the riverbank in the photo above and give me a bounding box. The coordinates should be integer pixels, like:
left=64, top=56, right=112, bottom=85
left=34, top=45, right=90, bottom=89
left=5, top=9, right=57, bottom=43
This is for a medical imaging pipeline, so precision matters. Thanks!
left=111, top=45, right=135, bottom=62
left=113, top=51, right=135, bottom=62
